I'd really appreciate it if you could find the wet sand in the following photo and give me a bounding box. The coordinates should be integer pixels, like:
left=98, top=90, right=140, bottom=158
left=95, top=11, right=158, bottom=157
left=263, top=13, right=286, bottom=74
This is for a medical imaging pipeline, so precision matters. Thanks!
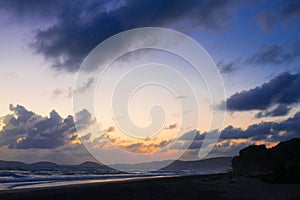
left=1, top=173, right=300, bottom=200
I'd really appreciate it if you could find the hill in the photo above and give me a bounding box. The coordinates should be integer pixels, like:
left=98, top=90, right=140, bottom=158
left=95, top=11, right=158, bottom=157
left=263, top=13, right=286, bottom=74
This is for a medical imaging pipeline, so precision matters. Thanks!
left=0, top=160, right=115, bottom=173
left=111, top=157, right=232, bottom=172
left=0, top=157, right=232, bottom=173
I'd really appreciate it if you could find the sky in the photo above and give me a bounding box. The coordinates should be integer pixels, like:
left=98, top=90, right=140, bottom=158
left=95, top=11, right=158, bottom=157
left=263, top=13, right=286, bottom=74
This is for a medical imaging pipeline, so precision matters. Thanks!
left=0, top=0, right=299, bottom=165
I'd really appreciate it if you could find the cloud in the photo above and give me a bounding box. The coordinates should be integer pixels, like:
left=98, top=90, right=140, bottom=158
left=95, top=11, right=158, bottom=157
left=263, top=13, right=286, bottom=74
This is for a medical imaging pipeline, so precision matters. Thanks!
left=173, top=110, right=300, bottom=158
left=7, top=104, right=37, bottom=126
left=176, top=96, right=187, bottom=99
left=81, top=133, right=92, bottom=141
left=280, top=0, right=300, bottom=19
left=255, top=104, right=292, bottom=118
left=187, top=140, right=204, bottom=150
left=255, top=11, right=278, bottom=31
left=217, top=60, right=238, bottom=73
left=210, top=141, right=251, bottom=158
left=231, top=111, right=298, bottom=141
left=246, top=38, right=300, bottom=65
left=0, top=104, right=93, bottom=149
left=0, top=0, right=64, bottom=20
left=52, top=77, right=94, bottom=99
left=0, top=0, right=237, bottom=72
left=74, top=77, right=95, bottom=93
left=122, top=140, right=169, bottom=153
left=224, top=71, right=300, bottom=117
left=220, top=125, right=246, bottom=139
left=52, top=87, right=72, bottom=98
left=1, top=104, right=299, bottom=161
left=255, top=0, right=300, bottom=30
left=74, top=108, right=94, bottom=130
left=179, top=129, right=205, bottom=141
left=103, top=126, right=115, bottom=132
left=165, top=123, right=177, bottom=130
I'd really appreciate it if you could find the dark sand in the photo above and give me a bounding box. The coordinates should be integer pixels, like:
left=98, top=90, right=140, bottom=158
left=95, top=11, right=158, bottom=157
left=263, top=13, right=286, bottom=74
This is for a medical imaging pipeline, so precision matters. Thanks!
left=1, top=173, right=300, bottom=200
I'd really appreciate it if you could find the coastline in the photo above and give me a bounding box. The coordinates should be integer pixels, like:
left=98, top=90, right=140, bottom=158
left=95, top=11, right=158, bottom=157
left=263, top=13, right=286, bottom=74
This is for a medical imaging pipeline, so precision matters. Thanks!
left=1, top=173, right=300, bottom=200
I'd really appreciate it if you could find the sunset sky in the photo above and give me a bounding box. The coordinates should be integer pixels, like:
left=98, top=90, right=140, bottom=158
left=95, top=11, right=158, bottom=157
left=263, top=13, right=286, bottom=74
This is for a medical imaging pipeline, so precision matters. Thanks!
left=0, top=0, right=299, bottom=165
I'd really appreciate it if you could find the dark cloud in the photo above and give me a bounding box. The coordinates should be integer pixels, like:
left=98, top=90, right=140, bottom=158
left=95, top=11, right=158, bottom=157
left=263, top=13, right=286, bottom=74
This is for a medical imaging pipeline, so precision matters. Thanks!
left=271, top=112, right=300, bottom=141
left=165, top=123, right=177, bottom=130
left=255, top=11, right=277, bottom=31
left=103, top=126, right=115, bottom=132
left=255, top=104, right=292, bottom=118
left=8, top=104, right=36, bottom=126
left=224, top=71, right=300, bottom=116
left=243, top=122, right=274, bottom=141
left=255, top=0, right=300, bottom=30
left=74, top=108, right=94, bottom=130
left=0, top=0, right=64, bottom=20
left=170, top=132, right=204, bottom=150
left=0, top=105, right=92, bottom=149
left=249, top=111, right=298, bottom=141
left=220, top=126, right=245, bottom=139
left=187, top=140, right=204, bottom=150
left=0, top=0, right=237, bottom=72
left=217, top=61, right=238, bottom=73
left=246, top=38, right=300, bottom=65
left=279, top=0, right=300, bottom=19
left=179, top=129, right=205, bottom=141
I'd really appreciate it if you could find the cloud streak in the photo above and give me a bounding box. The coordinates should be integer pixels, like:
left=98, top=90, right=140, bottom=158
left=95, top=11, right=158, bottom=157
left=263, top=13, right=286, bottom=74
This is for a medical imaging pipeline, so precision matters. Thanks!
left=246, top=38, right=300, bottom=65
left=217, top=60, right=238, bottom=73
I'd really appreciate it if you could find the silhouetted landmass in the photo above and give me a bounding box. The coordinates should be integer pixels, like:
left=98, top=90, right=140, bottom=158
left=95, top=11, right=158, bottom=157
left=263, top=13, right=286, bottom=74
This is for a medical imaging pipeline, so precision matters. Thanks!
left=0, top=160, right=117, bottom=174
left=111, top=157, right=232, bottom=171
left=0, top=157, right=232, bottom=173
left=232, top=138, right=300, bottom=183
left=162, top=157, right=232, bottom=171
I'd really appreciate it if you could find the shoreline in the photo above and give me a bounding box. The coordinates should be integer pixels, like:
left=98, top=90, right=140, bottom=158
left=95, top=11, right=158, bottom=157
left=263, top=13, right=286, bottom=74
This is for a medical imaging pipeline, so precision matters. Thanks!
left=1, top=173, right=300, bottom=200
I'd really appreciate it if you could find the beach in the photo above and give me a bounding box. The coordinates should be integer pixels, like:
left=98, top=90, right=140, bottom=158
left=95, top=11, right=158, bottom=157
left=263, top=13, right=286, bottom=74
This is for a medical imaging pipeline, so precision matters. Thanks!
left=1, top=173, right=300, bottom=200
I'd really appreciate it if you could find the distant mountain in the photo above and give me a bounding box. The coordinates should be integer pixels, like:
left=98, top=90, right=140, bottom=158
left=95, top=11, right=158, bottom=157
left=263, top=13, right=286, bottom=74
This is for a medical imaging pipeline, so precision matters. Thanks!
left=163, top=157, right=232, bottom=170
left=78, top=161, right=103, bottom=168
left=0, top=157, right=232, bottom=173
left=111, top=157, right=232, bottom=172
left=29, top=162, right=59, bottom=169
left=0, top=160, right=27, bottom=170
left=0, top=160, right=114, bottom=172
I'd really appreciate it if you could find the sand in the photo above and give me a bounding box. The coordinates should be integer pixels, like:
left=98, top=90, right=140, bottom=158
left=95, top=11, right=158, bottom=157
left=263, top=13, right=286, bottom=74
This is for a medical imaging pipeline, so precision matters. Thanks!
left=1, top=173, right=300, bottom=200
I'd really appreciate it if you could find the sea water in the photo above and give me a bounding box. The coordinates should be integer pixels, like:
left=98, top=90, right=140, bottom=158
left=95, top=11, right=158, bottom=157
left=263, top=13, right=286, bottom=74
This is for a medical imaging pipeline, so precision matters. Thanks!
left=0, top=168, right=228, bottom=190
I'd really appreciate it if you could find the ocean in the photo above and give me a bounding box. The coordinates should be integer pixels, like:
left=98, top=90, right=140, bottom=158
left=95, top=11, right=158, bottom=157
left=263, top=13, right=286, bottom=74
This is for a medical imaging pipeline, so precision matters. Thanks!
left=0, top=168, right=228, bottom=190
